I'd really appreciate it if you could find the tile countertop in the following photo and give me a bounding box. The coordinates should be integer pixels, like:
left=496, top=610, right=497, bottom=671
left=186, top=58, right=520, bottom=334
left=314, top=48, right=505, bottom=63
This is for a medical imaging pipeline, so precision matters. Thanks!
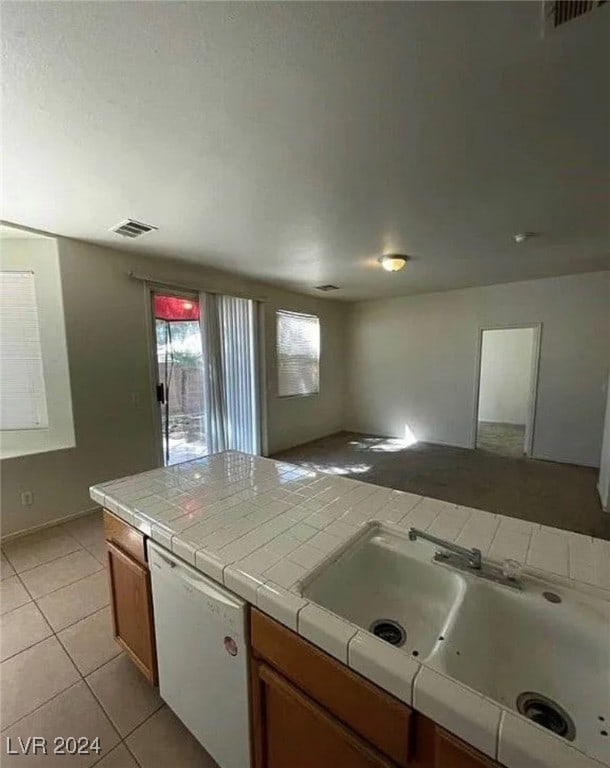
left=90, top=451, right=610, bottom=768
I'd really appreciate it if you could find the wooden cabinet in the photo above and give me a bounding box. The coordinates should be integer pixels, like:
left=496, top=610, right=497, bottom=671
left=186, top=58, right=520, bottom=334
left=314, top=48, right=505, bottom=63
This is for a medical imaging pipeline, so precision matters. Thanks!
left=250, top=609, right=502, bottom=768
left=252, top=659, right=397, bottom=768
left=104, top=511, right=157, bottom=685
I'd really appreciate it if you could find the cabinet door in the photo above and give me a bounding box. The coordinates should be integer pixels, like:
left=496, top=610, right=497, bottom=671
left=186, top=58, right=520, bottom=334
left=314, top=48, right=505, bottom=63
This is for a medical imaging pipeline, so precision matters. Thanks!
left=252, top=660, right=396, bottom=768
left=107, top=541, right=157, bottom=684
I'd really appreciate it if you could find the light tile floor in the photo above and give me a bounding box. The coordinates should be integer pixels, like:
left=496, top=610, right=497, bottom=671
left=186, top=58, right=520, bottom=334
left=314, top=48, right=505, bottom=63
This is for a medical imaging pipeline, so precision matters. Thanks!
left=0, top=511, right=219, bottom=767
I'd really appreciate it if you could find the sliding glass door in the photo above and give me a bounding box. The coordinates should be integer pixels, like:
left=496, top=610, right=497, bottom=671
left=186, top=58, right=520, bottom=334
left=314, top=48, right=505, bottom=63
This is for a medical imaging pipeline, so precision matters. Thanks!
left=151, top=288, right=260, bottom=466
left=153, top=291, right=206, bottom=466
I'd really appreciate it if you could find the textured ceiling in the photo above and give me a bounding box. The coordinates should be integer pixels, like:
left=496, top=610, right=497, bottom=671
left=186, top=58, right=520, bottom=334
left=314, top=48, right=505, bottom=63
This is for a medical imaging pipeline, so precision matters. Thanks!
left=1, top=1, right=609, bottom=300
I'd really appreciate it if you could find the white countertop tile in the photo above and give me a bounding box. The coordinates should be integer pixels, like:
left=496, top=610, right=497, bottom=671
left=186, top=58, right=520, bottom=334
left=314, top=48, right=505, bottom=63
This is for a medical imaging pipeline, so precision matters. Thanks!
left=194, top=548, right=226, bottom=583
left=413, top=666, right=501, bottom=758
left=256, top=581, right=307, bottom=631
left=348, top=630, right=418, bottom=706
left=224, top=566, right=266, bottom=604
left=263, top=558, right=307, bottom=590
left=498, top=711, right=607, bottom=768
left=298, top=603, right=358, bottom=664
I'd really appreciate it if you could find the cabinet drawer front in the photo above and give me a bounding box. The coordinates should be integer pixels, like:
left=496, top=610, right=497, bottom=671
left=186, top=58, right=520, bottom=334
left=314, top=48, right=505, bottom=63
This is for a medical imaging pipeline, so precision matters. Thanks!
left=103, top=510, right=146, bottom=565
left=257, top=662, right=396, bottom=768
left=251, top=609, right=412, bottom=767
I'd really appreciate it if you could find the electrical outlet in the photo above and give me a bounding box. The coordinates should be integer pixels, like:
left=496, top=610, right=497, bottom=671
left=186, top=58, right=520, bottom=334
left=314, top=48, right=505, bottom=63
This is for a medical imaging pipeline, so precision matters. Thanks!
left=21, top=491, right=33, bottom=506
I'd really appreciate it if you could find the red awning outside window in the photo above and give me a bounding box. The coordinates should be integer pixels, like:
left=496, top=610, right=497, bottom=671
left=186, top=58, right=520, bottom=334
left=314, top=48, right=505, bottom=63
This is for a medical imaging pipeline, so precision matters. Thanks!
left=154, top=295, right=200, bottom=321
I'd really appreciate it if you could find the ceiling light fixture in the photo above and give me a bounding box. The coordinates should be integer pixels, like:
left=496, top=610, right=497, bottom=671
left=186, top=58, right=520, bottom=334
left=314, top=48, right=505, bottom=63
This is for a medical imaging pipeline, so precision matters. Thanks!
left=379, top=254, right=408, bottom=272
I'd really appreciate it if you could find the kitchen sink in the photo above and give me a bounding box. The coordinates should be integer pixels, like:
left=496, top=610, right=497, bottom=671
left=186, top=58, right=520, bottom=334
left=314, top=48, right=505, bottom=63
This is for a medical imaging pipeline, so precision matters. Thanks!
left=300, top=523, right=610, bottom=761
left=300, top=525, right=466, bottom=660
left=428, top=575, right=610, bottom=757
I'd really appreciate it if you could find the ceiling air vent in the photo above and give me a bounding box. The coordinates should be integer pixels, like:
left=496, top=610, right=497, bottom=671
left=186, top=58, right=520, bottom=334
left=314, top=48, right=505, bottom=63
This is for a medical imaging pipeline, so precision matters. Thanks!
left=543, top=0, right=606, bottom=29
left=315, top=284, right=340, bottom=292
left=110, top=219, right=158, bottom=239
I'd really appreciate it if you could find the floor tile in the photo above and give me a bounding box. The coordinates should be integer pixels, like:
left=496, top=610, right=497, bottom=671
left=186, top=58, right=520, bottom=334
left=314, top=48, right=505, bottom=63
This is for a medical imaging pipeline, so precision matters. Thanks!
left=1, top=636, right=80, bottom=728
left=62, top=512, right=105, bottom=548
left=1, top=551, right=16, bottom=579
left=3, top=528, right=82, bottom=573
left=85, top=539, right=109, bottom=565
left=20, top=550, right=103, bottom=599
left=1, top=602, right=53, bottom=661
left=86, top=654, right=162, bottom=736
left=2, top=682, right=120, bottom=767
left=93, top=744, right=139, bottom=768
left=126, top=706, right=220, bottom=768
left=58, top=607, right=121, bottom=676
left=1, top=575, right=31, bottom=615
left=35, top=569, right=110, bottom=632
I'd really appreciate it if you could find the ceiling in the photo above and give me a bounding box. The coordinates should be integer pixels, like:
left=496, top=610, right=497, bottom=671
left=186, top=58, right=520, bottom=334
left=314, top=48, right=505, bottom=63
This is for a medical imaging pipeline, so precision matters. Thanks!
left=1, top=2, right=609, bottom=301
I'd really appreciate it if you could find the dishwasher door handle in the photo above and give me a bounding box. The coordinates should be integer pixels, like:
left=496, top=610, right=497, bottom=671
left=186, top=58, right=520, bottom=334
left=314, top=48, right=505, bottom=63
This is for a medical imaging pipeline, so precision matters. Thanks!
left=150, top=542, right=245, bottom=612
left=174, top=567, right=244, bottom=610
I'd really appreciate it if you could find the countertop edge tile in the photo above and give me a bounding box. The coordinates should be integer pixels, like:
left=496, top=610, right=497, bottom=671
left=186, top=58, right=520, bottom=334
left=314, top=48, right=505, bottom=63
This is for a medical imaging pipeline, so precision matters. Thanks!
left=347, top=630, right=418, bottom=706
left=498, top=710, right=607, bottom=768
left=224, top=566, right=267, bottom=604
left=413, top=665, right=501, bottom=759
left=256, top=581, right=307, bottom=631
left=298, top=603, right=358, bottom=665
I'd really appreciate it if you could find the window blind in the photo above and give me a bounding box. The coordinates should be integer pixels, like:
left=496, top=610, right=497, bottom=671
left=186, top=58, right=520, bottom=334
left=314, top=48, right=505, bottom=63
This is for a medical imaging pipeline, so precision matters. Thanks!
left=0, top=271, right=49, bottom=430
left=276, top=310, right=320, bottom=397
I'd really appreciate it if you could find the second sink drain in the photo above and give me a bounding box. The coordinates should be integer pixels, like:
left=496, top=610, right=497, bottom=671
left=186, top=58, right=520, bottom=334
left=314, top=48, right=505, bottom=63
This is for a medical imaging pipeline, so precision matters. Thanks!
left=516, top=692, right=576, bottom=741
left=369, top=619, right=406, bottom=647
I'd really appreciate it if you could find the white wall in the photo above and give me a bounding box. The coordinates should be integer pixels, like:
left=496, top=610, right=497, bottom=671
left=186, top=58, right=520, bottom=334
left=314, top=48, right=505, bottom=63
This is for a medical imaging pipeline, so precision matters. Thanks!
left=0, top=238, right=75, bottom=458
left=1, top=235, right=348, bottom=536
left=477, top=328, right=535, bottom=424
left=346, top=271, right=610, bottom=468
left=598, top=372, right=610, bottom=511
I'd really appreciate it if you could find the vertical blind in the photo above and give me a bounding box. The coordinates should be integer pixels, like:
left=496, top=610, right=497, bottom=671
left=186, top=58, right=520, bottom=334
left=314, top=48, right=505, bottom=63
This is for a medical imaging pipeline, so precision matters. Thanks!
left=218, top=296, right=259, bottom=454
left=202, top=293, right=260, bottom=455
left=0, top=271, right=49, bottom=430
left=276, top=309, right=320, bottom=397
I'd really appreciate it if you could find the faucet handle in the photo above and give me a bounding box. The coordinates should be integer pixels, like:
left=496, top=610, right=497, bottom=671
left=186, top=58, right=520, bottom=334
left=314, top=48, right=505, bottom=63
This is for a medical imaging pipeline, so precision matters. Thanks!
left=502, top=559, right=522, bottom=582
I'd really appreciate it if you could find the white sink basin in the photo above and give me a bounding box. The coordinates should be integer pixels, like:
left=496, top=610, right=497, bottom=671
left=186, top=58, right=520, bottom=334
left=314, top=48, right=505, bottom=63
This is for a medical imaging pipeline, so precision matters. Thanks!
left=301, top=525, right=465, bottom=660
left=429, top=575, right=610, bottom=759
left=301, top=524, right=610, bottom=762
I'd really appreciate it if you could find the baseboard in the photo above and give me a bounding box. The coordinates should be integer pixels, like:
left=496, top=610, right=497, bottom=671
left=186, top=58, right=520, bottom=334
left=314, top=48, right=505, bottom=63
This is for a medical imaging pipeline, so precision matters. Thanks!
left=0, top=504, right=102, bottom=543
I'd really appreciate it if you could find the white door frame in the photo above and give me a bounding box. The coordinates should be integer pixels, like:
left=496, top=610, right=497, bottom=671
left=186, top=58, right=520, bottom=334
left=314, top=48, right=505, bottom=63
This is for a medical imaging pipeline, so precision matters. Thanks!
left=471, top=323, right=542, bottom=456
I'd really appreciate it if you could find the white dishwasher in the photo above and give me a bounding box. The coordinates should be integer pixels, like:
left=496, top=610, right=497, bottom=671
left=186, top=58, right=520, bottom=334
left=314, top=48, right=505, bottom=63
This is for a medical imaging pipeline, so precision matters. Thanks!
left=148, top=542, right=250, bottom=768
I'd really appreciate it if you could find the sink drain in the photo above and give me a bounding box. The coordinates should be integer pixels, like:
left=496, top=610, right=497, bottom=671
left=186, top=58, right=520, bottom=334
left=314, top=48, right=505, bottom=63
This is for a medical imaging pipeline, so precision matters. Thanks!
left=516, top=692, right=576, bottom=741
left=369, top=619, right=406, bottom=647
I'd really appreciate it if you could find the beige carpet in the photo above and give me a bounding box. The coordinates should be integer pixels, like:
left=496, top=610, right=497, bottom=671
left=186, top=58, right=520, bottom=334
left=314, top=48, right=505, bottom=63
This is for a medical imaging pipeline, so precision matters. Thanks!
left=273, top=431, right=609, bottom=540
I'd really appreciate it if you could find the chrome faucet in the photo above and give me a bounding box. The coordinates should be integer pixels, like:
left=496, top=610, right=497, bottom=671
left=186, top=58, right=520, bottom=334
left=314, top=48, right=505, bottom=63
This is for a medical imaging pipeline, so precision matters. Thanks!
left=408, top=527, right=522, bottom=590
left=408, top=528, right=482, bottom=569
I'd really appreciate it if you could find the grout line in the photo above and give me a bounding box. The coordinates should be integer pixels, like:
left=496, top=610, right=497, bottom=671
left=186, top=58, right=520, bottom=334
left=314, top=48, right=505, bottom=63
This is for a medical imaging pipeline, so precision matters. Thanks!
left=0, top=618, right=54, bottom=664
left=1, top=552, right=139, bottom=761
left=1, top=679, right=86, bottom=731
left=1, top=540, right=85, bottom=575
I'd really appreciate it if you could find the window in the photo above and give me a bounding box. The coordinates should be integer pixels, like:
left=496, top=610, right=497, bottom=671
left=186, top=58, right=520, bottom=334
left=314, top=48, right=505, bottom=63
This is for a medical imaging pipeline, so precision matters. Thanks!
left=276, top=310, right=320, bottom=397
left=0, top=271, right=49, bottom=430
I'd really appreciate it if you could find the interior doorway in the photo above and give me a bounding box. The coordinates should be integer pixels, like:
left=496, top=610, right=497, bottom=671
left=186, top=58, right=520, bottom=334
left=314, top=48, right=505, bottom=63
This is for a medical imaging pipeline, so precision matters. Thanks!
left=153, top=291, right=206, bottom=466
left=474, top=326, right=541, bottom=458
